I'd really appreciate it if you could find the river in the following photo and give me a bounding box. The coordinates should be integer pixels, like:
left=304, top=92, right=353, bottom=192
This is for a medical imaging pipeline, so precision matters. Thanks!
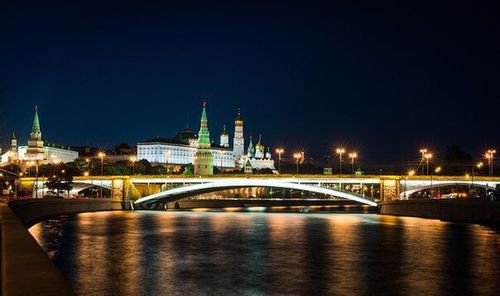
left=29, top=211, right=499, bottom=295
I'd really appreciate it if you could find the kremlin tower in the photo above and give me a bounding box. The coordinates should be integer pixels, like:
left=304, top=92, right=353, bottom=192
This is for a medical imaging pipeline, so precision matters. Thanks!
left=194, top=102, right=214, bottom=175
left=233, top=109, right=244, bottom=159
left=220, top=125, right=229, bottom=147
left=25, top=106, right=45, bottom=161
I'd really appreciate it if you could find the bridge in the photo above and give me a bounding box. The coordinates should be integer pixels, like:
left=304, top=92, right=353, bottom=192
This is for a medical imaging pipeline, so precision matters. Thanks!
left=19, top=174, right=500, bottom=206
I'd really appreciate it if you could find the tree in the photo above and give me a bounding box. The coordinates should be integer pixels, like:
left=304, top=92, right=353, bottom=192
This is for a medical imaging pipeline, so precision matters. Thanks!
left=183, top=164, right=194, bottom=175
left=45, top=174, right=73, bottom=197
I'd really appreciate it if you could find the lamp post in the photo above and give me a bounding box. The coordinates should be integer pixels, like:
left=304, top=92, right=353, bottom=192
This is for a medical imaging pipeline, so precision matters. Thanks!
left=471, top=162, right=484, bottom=197
left=348, top=152, right=358, bottom=174
left=424, top=153, right=433, bottom=175
left=293, top=152, right=302, bottom=175
left=485, top=149, right=496, bottom=176
left=164, top=150, right=171, bottom=175
left=275, top=148, right=284, bottom=174
left=336, top=148, right=345, bottom=175
left=98, top=152, right=105, bottom=198
left=430, top=166, right=441, bottom=198
left=419, top=148, right=428, bottom=175
left=129, top=156, right=137, bottom=175
left=404, top=170, right=415, bottom=200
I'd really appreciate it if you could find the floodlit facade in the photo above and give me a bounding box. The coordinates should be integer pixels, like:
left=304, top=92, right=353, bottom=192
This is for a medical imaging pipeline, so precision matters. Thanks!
left=136, top=104, right=275, bottom=172
left=0, top=107, right=78, bottom=166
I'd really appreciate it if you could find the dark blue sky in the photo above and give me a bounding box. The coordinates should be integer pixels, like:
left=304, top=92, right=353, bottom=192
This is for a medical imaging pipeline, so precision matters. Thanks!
left=1, top=0, right=499, bottom=165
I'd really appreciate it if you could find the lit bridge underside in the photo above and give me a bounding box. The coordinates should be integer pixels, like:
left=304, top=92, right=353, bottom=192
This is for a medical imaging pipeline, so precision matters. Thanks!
left=400, top=180, right=499, bottom=198
left=134, top=179, right=378, bottom=206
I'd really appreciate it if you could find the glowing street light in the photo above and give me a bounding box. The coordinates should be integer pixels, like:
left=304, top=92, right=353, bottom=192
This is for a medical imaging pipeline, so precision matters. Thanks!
left=275, top=148, right=284, bottom=174
left=83, top=171, right=89, bottom=177
left=293, top=152, right=302, bottom=175
left=434, top=166, right=442, bottom=174
left=419, top=148, right=428, bottom=175
left=164, top=150, right=172, bottom=174
left=336, top=148, right=346, bottom=174
left=484, top=149, right=496, bottom=176
left=424, top=153, right=433, bottom=175
left=348, top=152, right=358, bottom=174
left=404, top=170, right=416, bottom=199
left=97, top=152, right=106, bottom=198
left=129, top=156, right=137, bottom=175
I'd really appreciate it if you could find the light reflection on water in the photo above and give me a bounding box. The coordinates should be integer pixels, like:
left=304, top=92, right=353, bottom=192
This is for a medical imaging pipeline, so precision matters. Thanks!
left=30, top=212, right=500, bottom=296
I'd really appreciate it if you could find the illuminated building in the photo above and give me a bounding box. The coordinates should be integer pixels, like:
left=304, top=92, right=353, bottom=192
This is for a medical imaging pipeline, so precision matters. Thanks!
left=0, top=107, right=78, bottom=166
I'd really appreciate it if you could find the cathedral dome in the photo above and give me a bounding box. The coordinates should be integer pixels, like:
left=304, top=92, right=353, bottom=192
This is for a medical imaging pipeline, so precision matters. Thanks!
left=175, top=127, right=197, bottom=140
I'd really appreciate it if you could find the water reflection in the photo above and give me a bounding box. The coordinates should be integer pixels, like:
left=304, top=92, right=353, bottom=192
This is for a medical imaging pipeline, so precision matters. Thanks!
left=30, top=212, right=500, bottom=296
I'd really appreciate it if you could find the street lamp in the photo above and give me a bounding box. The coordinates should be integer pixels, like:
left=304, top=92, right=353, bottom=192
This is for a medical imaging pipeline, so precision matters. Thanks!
left=293, top=152, right=302, bottom=175
left=348, top=152, right=358, bottom=174
left=275, top=148, right=284, bottom=174
left=484, top=149, right=496, bottom=176
left=424, top=153, right=433, bottom=175
left=404, top=169, right=416, bottom=199
left=419, top=148, right=428, bottom=175
left=129, top=156, right=137, bottom=175
left=336, top=148, right=345, bottom=174
left=98, top=152, right=105, bottom=198
left=430, top=166, right=441, bottom=198
left=164, top=150, right=171, bottom=175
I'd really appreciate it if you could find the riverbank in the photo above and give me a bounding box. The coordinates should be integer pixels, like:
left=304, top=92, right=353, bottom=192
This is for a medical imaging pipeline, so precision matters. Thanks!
left=380, top=199, right=500, bottom=225
left=0, top=202, right=74, bottom=296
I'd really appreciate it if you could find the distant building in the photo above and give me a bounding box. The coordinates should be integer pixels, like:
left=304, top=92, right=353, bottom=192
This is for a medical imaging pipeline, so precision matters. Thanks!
left=0, top=107, right=78, bottom=166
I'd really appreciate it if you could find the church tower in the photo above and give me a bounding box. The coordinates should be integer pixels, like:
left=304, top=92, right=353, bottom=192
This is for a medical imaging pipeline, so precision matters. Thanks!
left=233, top=109, right=244, bottom=159
left=26, top=106, right=45, bottom=160
left=247, top=136, right=255, bottom=158
left=255, top=134, right=265, bottom=159
left=194, top=102, right=214, bottom=175
left=8, top=132, right=18, bottom=162
left=220, top=124, right=229, bottom=147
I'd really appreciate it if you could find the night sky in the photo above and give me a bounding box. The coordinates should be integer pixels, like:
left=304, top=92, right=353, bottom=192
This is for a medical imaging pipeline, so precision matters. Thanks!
left=1, top=0, right=499, bottom=165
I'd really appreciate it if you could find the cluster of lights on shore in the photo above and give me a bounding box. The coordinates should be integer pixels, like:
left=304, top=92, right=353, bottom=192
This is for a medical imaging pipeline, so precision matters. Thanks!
left=408, top=148, right=496, bottom=177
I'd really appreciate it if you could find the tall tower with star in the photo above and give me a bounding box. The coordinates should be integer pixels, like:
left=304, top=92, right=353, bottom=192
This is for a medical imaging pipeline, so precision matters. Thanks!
left=194, top=101, right=214, bottom=175
left=26, top=106, right=45, bottom=160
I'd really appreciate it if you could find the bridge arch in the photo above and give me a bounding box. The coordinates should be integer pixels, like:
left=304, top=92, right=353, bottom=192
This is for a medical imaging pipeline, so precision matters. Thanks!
left=401, top=181, right=497, bottom=198
left=134, top=179, right=378, bottom=206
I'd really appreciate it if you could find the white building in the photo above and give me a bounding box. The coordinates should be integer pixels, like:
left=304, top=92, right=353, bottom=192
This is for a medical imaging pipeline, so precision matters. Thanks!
left=137, top=127, right=234, bottom=168
left=0, top=108, right=78, bottom=166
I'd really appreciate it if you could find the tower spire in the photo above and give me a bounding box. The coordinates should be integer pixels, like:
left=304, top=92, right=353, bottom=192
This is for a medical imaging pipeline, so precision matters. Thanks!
left=197, top=101, right=210, bottom=147
left=26, top=105, right=44, bottom=160
left=31, top=105, right=41, bottom=139
left=194, top=101, right=214, bottom=175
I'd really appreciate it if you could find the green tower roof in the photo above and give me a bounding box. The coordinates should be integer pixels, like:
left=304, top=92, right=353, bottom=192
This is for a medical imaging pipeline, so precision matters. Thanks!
left=31, top=106, right=42, bottom=138
left=197, top=101, right=211, bottom=147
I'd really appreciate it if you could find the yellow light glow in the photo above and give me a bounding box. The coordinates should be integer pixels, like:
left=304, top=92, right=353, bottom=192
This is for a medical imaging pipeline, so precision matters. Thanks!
left=348, top=152, right=358, bottom=159
left=434, top=166, right=442, bottom=173
left=424, top=153, right=433, bottom=160
left=408, top=170, right=416, bottom=176
left=275, top=148, right=284, bottom=154
left=83, top=172, right=89, bottom=177
left=129, top=156, right=137, bottom=162
left=98, top=152, right=106, bottom=158
left=476, top=162, right=483, bottom=168
left=336, top=148, right=345, bottom=154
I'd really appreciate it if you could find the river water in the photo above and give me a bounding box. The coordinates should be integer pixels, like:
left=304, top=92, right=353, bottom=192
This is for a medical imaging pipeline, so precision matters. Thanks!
left=30, top=211, right=499, bottom=296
